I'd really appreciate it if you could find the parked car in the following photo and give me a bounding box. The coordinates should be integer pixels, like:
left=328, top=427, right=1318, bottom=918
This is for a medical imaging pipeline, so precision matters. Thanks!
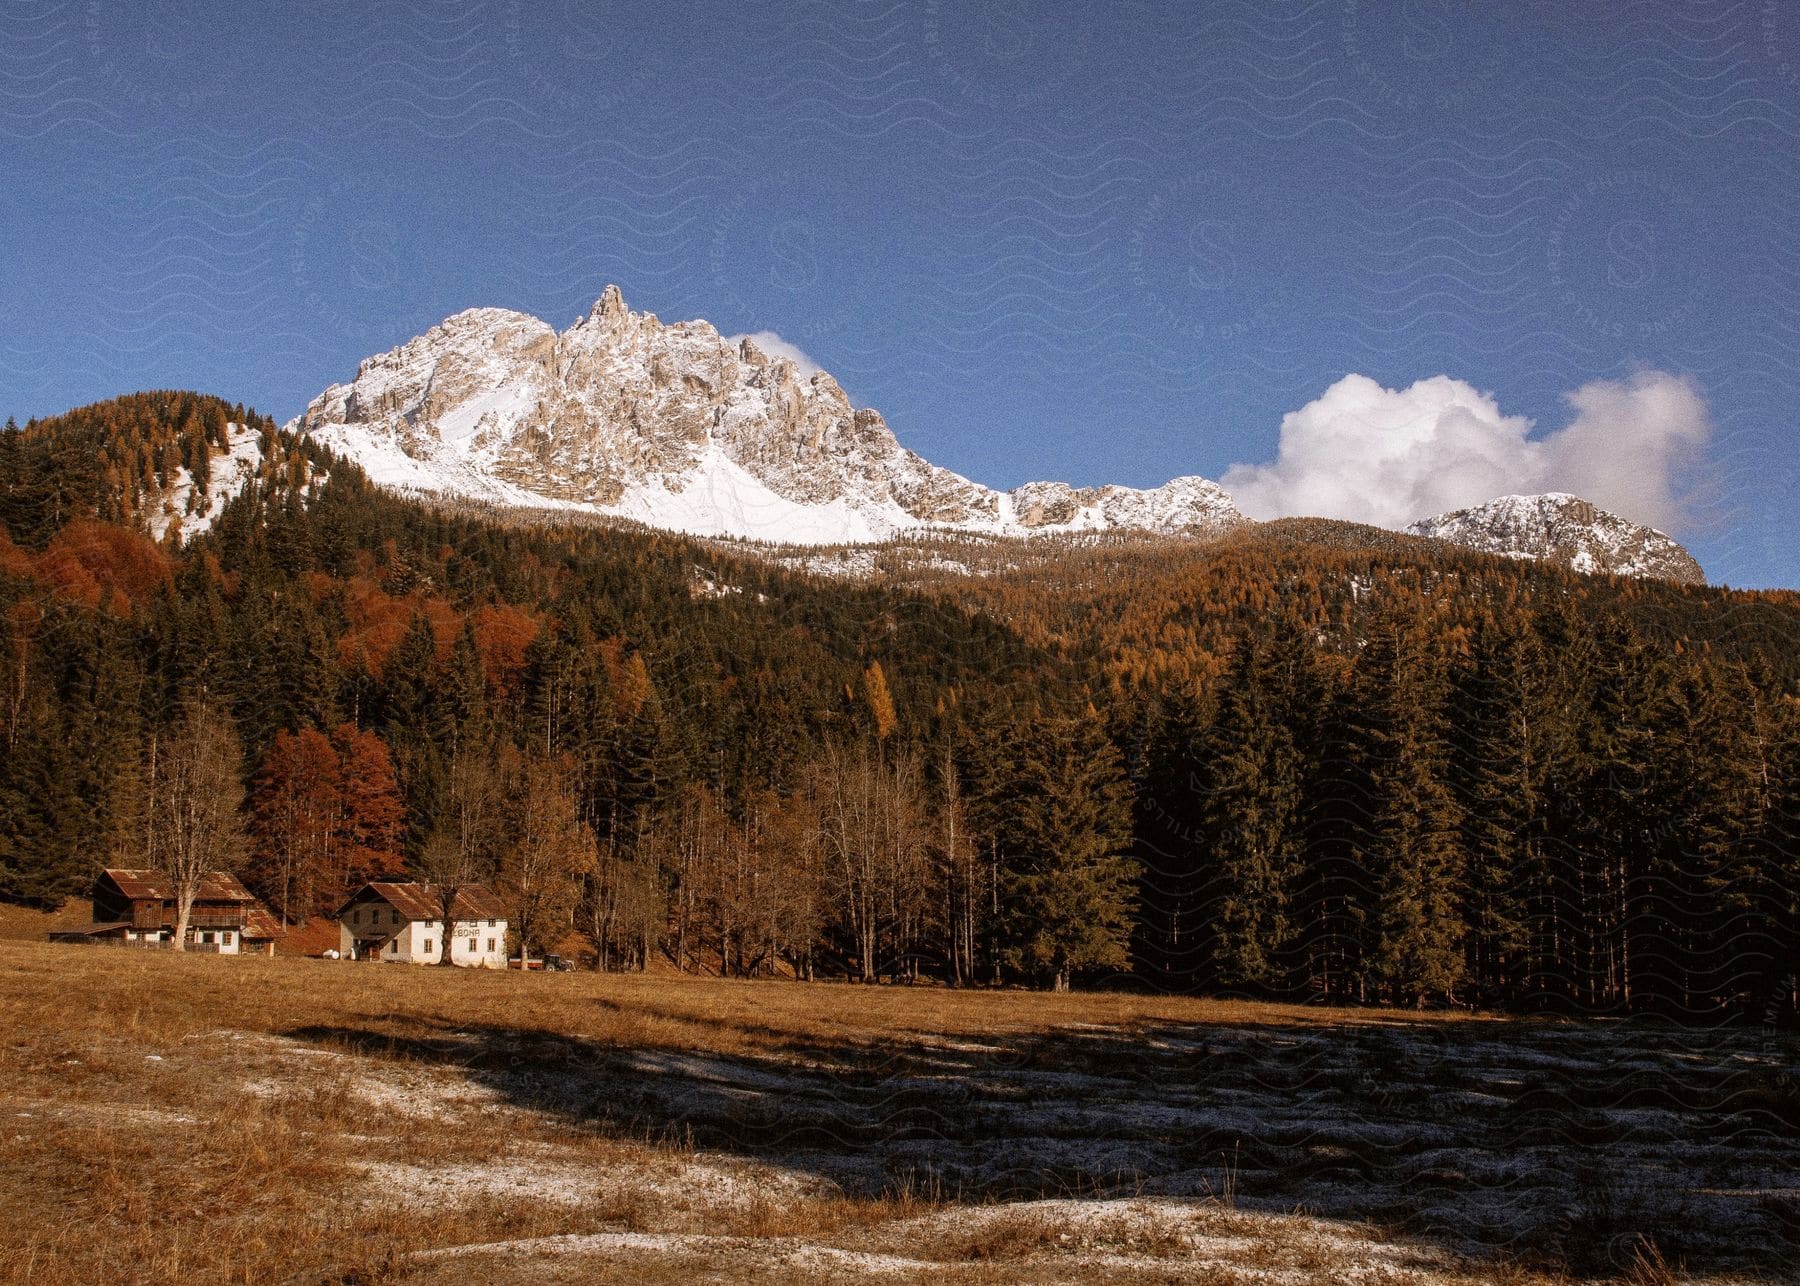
left=508, top=953, right=572, bottom=971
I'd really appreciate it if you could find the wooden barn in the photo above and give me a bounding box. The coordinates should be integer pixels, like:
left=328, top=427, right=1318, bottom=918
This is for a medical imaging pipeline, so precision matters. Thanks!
left=49, top=868, right=282, bottom=955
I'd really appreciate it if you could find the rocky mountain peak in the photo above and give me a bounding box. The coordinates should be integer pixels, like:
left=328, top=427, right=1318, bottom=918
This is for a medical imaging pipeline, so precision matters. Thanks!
left=593, top=282, right=629, bottom=322
left=289, top=292, right=1247, bottom=546
left=288, top=292, right=1701, bottom=581
left=1407, top=493, right=1704, bottom=584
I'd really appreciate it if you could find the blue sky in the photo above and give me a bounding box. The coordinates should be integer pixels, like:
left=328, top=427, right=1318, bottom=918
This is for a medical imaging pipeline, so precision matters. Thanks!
left=3, top=1, right=1797, bottom=586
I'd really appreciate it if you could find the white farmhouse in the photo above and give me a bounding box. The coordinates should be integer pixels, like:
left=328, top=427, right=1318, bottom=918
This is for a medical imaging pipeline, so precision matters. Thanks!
left=335, top=881, right=508, bottom=968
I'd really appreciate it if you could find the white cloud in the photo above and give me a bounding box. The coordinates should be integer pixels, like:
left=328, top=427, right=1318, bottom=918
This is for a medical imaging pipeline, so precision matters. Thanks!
left=724, top=330, right=823, bottom=379
left=1220, top=370, right=1710, bottom=532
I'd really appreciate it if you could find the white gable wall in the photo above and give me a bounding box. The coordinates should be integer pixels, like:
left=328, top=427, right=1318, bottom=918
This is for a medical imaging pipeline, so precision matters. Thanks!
left=336, top=900, right=507, bottom=968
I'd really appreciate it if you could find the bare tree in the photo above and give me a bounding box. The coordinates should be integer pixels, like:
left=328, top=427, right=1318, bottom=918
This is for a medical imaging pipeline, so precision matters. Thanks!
left=417, top=741, right=506, bottom=965
left=717, top=790, right=792, bottom=978
left=498, top=755, right=593, bottom=965
left=148, top=700, right=248, bottom=952
left=656, top=782, right=732, bottom=974
left=649, top=782, right=731, bottom=973
left=584, top=839, right=663, bottom=971
left=933, top=746, right=984, bottom=986
left=764, top=789, right=827, bottom=981
left=811, top=740, right=926, bottom=983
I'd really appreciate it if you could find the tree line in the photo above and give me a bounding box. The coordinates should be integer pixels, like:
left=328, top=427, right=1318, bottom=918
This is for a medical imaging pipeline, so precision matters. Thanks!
left=1127, top=594, right=1800, bottom=1017
left=2, top=394, right=1798, bottom=1014
left=1, top=396, right=1137, bottom=985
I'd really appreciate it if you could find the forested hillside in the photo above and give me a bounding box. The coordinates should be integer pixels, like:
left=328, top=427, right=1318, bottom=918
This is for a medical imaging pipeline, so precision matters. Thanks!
left=0, top=391, right=311, bottom=544
left=3, top=395, right=1798, bottom=1017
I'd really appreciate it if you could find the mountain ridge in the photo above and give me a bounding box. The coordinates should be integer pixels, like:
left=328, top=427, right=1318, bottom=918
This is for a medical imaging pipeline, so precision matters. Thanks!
left=1407, top=492, right=1705, bottom=586
left=286, top=288, right=1703, bottom=581
left=291, top=286, right=1245, bottom=546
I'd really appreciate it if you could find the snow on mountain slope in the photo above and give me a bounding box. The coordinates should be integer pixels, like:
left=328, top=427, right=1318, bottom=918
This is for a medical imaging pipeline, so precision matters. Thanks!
left=1407, top=493, right=1705, bottom=585
left=288, top=288, right=1245, bottom=546
left=148, top=422, right=266, bottom=542
left=287, top=287, right=1705, bottom=581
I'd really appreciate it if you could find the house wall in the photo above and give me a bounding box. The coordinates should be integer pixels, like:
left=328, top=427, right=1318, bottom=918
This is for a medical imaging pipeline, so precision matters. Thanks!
left=334, top=905, right=507, bottom=968
left=401, top=919, right=430, bottom=963
left=450, top=918, right=506, bottom=968
left=407, top=918, right=507, bottom=968
left=188, top=926, right=240, bottom=954
left=339, top=901, right=406, bottom=960
left=108, top=926, right=237, bottom=952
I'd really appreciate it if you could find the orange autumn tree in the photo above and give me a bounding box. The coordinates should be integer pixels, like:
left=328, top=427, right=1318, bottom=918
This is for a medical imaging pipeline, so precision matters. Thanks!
left=251, top=726, right=338, bottom=924
left=332, top=723, right=406, bottom=886
left=250, top=723, right=405, bottom=923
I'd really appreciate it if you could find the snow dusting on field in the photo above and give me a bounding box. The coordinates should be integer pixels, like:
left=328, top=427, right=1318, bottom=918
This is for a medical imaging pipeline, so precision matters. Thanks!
left=186, top=1008, right=1800, bottom=1281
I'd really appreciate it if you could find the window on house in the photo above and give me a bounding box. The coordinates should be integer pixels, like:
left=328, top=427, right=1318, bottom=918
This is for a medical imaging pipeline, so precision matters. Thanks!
left=487, top=938, right=496, bottom=953
left=200, top=931, right=214, bottom=944
left=424, top=940, right=435, bottom=955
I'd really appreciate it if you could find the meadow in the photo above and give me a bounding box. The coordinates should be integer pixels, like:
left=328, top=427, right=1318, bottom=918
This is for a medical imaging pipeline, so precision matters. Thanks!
left=1, top=932, right=1794, bottom=1283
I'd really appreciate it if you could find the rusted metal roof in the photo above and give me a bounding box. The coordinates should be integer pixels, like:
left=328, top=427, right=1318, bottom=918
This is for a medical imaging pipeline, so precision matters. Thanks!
left=48, top=922, right=131, bottom=939
left=241, top=905, right=286, bottom=941
left=335, top=881, right=507, bottom=924
left=101, top=868, right=257, bottom=904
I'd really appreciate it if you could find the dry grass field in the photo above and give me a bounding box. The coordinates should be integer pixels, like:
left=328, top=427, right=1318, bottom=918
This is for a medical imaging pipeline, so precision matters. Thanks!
left=1, top=937, right=1795, bottom=1283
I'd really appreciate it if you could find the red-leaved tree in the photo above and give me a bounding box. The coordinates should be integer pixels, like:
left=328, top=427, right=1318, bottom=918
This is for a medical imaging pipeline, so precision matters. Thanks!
left=250, top=723, right=405, bottom=923
left=331, top=722, right=405, bottom=888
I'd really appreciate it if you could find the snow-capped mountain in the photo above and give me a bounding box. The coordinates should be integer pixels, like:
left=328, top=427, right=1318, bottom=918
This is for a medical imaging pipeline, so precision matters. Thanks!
left=1407, top=494, right=1704, bottom=585
left=286, top=287, right=1705, bottom=582
left=289, top=286, right=1244, bottom=546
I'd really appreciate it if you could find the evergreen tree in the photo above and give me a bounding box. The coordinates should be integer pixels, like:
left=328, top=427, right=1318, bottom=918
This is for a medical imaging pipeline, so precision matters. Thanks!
left=1203, top=632, right=1305, bottom=992
left=1131, top=688, right=1212, bottom=989
left=997, top=710, right=1138, bottom=991
left=1354, top=607, right=1466, bottom=1004
left=1454, top=617, right=1569, bottom=1005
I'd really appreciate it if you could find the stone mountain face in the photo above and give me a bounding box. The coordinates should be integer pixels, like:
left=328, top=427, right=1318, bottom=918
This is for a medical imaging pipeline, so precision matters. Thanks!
left=1406, top=493, right=1705, bottom=585
left=289, top=286, right=1245, bottom=546
left=288, top=288, right=1704, bottom=581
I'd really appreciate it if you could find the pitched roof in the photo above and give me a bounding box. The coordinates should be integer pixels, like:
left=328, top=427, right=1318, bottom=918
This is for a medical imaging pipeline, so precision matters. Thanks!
left=241, top=905, right=286, bottom=941
left=338, top=881, right=507, bottom=923
left=101, top=868, right=256, bottom=904
left=49, top=922, right=131, bottom=939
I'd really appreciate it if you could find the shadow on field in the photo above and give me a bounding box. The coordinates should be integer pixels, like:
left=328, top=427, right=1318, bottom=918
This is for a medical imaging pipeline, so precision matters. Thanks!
left=285, top=1008, right=1800, bottom=1279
